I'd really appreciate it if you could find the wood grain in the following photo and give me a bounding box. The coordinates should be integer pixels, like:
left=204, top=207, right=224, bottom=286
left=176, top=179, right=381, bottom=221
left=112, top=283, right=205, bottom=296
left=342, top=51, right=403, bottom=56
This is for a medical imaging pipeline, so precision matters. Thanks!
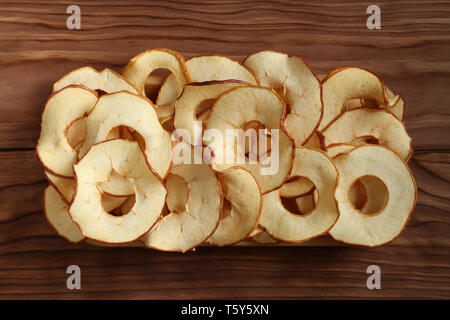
left=0, top=0, right=449, bottom=299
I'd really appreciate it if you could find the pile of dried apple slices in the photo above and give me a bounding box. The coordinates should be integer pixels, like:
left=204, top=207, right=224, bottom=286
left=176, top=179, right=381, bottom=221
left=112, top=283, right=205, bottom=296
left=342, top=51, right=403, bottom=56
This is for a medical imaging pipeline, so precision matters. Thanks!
left=37, top=49, right=417, bottom=252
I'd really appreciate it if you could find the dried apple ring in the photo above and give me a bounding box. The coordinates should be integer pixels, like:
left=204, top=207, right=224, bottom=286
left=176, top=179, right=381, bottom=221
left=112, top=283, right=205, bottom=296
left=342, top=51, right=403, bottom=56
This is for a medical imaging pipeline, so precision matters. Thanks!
left=53, top=66, right=139, bottom=94
left=243, top=50, right=322, bottom=146
left=320, top=67, right=399, bottom=130
left=122, top=49, right=191, bottom=110
left=70, top=139, right=166, bottom=244
left=157, top=55, right=259, bottom=109
left=208, top=167, right=262, bottom=246
left=37, top=85, right=98, bottom=177
left=321, top=107, right=412, bottom=160
left=78, top=91, right=172, bottom=179
left=329, top=145, right=417, bottom=247
left=204, top=86, right=294, bottom=193
left=260, top=147, right=339, bottom=243
left=142, top=143, right=222, bottom=252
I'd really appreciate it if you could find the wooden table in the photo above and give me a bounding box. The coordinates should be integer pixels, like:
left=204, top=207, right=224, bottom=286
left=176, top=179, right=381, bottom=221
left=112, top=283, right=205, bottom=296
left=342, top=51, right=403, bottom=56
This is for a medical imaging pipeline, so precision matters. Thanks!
left=0, top=0, right=449, bottom=299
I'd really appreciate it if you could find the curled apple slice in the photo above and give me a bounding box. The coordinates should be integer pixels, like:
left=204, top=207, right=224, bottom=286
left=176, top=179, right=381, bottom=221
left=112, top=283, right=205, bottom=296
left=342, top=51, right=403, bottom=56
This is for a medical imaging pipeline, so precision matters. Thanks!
left=321, top=107, right=412, bottom=160
left=78, top=91, right=172, bottom=179
left=44, top=185, right=84, bottom=243
left=70, top=140, right=167, bottom=244
left=142, top=143, right=222, bottom=252
left=157, top=55, right=259, bottom=110
left=204, top=86, right=294, bottom=193
left=174, top=80, right=246, bottom=145
left=320, top=67, right=399, bottom=130
left=208, top=167, right=262, bottom=246
left=37, top=86, right=98, bottom=177
left=260, top=147, right=339, bottom=243
left=122, top=48, right=190, bottom=98
left=53, top=66, right=139, bottom=94
left=243, top=50, right=322, bottom=146
left=329, top=145, right=417, bottom=247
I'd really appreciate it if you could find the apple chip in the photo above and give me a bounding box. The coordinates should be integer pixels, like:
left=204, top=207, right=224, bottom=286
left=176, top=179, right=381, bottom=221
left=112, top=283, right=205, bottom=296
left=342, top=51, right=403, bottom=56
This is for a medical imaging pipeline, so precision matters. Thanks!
left=44, top=185, right=84, bottom=243
left=142, top=143, right=222, bottom=252
left=243, top=51, right=322, bottom=145
left=122, top=48, right=191, bottom=99
left=157, top=55, right=259, bottom=108
left=260, top=147, right=339, bottom=243
left=37, top=86, right=98, bottom=177
left=321, top=107, right=412, bottom=160
left=320, top=67, right=399, bottom=130
left=70, top=140, right=166, bottom=243
left=174, top=80, right=246, bottom=145
left=78, top=91, right=172, bottom=179
left=329, top=145, right=417, bottom=247
left=53, top=66, right=139, bottom=94
left=205, top=86, right=294, bottom=193
left=208, top=167, right=262, bottom=246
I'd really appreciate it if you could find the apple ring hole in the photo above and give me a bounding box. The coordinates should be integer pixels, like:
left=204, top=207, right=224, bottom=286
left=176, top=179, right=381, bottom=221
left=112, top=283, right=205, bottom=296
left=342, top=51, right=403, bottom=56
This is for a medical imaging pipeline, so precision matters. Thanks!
left=347, top=180, right=367, bottom=210
left=165, top=173, right=189, bottom=214
left=194, top=99, right=216, bottom=122
left=145, top=68, right=173, bottom=104
left=241, top=120, right=271, bottom=161
left=107, top=126, right=146, bottom=150
left=101, top=193, right=136, bottom=217
left=95, top=89, right=107, bottom=97
left=351, top=135, right=380, bottom=145
left=65, top=116, right=86, bottom=151
left=348, top=175, right=388, bottom=216
left=221, top=198, right=232, bottom=219
left=280, top=177, right=318, bottom=217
